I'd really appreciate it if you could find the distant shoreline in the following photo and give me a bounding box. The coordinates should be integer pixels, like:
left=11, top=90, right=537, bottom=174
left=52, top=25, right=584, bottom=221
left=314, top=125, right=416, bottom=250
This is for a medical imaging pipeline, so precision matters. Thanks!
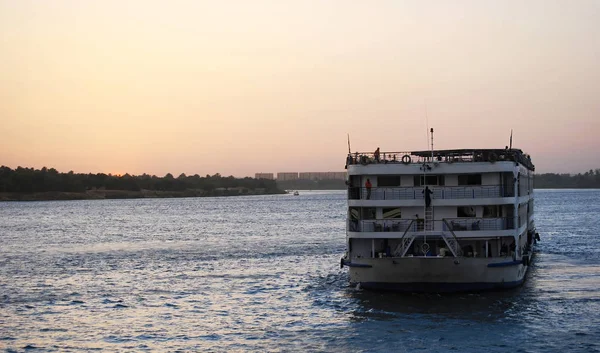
left=2, top=165, right=598, bottom=200
left=2, top=187, right=599, bottom=201
left=0, top=189, right=285, bottom=202
left=0, top=166, right=284, bottom=201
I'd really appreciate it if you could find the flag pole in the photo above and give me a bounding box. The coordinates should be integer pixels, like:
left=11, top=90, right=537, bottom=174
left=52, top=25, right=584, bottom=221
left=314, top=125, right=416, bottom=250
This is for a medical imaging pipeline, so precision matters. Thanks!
left=347, top=133, right=351, bottom=154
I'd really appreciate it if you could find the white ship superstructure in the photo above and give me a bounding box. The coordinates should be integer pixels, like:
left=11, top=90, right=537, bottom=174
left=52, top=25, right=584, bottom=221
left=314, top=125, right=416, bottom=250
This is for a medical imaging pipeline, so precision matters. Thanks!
left=341, top=145, right=539, bottom=292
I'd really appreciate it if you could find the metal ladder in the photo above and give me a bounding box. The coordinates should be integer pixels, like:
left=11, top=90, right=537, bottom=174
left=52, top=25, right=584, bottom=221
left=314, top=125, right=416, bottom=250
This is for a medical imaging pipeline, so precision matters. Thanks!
left=424, top=206, right=434, bottom=231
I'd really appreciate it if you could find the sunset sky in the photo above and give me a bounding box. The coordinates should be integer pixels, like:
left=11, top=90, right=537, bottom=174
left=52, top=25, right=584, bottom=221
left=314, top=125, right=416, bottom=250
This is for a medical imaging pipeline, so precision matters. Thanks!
left=1, top=0, right=599, bottom=177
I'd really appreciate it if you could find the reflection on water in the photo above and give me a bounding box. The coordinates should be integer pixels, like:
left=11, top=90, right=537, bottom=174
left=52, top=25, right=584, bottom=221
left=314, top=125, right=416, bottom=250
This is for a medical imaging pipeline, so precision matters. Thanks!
left=1, top=190, right=600, bottom=352
left=348, top=289, right=520, bottom=320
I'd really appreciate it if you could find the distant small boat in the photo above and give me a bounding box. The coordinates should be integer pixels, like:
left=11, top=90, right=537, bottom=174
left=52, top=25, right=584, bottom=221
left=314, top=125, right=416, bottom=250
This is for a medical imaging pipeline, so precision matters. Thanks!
left=293, top=191, right=300, bottom=196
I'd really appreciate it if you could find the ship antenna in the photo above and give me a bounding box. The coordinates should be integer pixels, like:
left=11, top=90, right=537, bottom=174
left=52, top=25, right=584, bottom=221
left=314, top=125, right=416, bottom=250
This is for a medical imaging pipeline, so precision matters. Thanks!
left=425, top=104, right=430, bottom=156
left=347, top=133, right=351, bottom=153
left=509, top=129, right=513, bottom=149
left=430, top=128, right=434, bottom=160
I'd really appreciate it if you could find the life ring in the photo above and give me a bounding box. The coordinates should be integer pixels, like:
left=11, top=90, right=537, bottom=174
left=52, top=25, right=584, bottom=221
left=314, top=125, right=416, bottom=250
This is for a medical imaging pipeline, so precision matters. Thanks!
left=401, top=155, right=411, bottom=164
left=489, top=152, right=497, bottom=163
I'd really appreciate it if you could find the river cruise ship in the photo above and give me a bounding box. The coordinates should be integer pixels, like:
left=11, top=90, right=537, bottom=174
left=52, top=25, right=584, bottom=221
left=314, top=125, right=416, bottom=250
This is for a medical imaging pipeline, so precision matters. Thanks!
left=341, top=146, right=539, bottom=292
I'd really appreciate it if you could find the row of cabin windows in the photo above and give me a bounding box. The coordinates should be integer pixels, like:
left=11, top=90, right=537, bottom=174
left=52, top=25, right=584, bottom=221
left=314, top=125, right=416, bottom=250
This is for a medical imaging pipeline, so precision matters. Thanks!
left=349, top=205, right=503, bottom=220
left=376, top=174, right=482, bottom=187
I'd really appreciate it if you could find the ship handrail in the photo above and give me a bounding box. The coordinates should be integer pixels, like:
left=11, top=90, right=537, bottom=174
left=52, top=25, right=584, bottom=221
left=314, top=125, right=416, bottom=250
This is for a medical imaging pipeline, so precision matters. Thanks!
left=442, top=217, right=515, bottom=231
left=441, top=218, right=463, bottom=257
left=349, top=217, right=514, bottom=232
left=395, top=220, right=415, bottom=257
left=346, top=148, right=534, bottom=170
left=348, top=185, right=514, bottom=200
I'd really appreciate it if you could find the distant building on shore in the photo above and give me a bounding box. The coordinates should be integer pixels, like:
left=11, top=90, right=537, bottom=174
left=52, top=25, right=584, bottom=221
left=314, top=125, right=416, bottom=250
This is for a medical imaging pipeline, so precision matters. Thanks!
left=276, top=172, right=299, bottom=181
left=255, top=171, right=346, bottom=181
left=298, top=172, right=346, bottom=181
left=255, top=173, right=274, bottom=180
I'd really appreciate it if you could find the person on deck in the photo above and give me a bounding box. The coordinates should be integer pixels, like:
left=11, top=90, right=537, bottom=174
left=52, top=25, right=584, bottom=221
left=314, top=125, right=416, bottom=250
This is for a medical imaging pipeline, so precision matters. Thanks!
left=374, top=148, right=381, bottom=162
left=345, top=154, right=353, bottom=169
left=423, top=186, right=433, bottom=207
left=365, top=178, right=372, bottom=200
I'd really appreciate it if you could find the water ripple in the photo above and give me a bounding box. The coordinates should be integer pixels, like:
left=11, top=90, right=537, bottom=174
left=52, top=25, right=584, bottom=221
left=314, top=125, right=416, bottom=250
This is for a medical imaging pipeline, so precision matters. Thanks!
left=1, top=191, right=599, bottom=352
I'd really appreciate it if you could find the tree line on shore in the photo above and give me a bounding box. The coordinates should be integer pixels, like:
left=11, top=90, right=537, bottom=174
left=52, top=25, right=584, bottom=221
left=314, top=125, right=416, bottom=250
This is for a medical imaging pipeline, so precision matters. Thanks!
left=1, top=166, right=599, bottom=195
left=533, top=169, right=600, bottom=189
left=0, top=166, right=282, bottom=194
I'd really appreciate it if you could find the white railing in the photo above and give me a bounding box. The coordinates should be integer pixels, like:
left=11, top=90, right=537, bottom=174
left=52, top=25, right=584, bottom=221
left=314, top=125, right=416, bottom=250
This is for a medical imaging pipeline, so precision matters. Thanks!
left=349, top=185, right=513, bottom=200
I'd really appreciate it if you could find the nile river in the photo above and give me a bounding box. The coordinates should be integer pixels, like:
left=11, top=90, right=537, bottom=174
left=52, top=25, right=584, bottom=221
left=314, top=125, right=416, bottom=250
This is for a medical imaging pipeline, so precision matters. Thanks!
left=1, top=190, right=600, bottom=352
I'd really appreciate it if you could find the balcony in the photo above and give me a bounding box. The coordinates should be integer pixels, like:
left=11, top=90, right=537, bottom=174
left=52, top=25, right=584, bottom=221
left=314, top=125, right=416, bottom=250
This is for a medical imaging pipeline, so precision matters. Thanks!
left=442, top=217, right=514, bottom=231
left=348, top=185, right=513, bottom=201
left=349, top=219, right=414, bottom=232
left=348, top=217, right=514, bottom=233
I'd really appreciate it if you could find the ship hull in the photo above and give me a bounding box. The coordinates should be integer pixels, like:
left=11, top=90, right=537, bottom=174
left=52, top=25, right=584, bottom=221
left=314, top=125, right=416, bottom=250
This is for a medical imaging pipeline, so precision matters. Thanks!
left=346, top=256, right=530, bottom=293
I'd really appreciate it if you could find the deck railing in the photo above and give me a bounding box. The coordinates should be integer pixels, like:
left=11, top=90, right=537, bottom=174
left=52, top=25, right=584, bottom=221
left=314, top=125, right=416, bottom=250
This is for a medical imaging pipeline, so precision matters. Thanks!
left=349, top=219, right=415, bottom=232
left=348, top=217, right=514, bottom=232
left=348, top=185, right=513, bottom=200
left=442, top=217, right=514, bottom=231
left=345, top=149, right=534, bottom=170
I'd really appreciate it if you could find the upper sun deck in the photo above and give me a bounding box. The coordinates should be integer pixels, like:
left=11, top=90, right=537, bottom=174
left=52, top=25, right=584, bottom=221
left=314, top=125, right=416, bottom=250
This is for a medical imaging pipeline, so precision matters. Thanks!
left=346, top=148, right=535, bottom=172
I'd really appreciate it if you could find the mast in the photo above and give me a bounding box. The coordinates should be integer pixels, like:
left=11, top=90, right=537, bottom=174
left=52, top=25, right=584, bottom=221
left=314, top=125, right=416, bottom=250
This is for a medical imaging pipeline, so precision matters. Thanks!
left=347, top=133, right=351, bottom=154
left=430, top=128, right=434, bottom=160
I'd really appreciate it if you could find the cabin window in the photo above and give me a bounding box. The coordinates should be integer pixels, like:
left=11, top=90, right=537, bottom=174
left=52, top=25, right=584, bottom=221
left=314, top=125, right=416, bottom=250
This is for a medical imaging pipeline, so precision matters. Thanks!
left=362, top=208, right=376, bottom=220
left=483, top=205, right=499, bottom=218
left=458, top=174, right=482, bottom=185
left=457, top=206, right=476, bottom=217
left=349, top=207, right=360, bottom=220
left=382, top=208, right=402, bottom=219
left=378, top=176, right=401, bottom=187
left=349, top=175, right=361, bottom=187
left=414, top=175, right=445, bottom=186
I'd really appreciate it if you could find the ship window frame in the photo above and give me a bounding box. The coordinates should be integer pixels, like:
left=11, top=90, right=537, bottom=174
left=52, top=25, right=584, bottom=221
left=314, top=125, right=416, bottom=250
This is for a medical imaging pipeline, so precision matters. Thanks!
left=483, top=205, right=499, bottom=218
left=349, top=207, right=360, bottom=220
left=457, top=206, right=476, bottom=217
left=414, top=175, right=445, bottom=186
left=377, top=176, right=401, bottom=187
left=382, top=208, right=402, bottom=219
left=362, top=207, right=376, bottom=220
left=458, top=174, right=482, bottom=186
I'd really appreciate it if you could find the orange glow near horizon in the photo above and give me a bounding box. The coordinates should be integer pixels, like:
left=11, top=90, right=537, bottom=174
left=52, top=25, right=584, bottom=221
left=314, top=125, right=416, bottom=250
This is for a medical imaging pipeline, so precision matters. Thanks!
left=1, top=1, right=599, bottom=177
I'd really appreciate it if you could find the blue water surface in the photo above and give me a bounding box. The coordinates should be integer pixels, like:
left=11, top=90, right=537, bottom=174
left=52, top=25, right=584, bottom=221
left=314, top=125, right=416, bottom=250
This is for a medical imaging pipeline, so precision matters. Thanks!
left=1, top=190, right=599, bottom=352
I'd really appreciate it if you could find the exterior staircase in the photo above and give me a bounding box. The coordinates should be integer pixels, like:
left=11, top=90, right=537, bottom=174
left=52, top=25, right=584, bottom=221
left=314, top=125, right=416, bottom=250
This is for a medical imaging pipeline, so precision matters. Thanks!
left=393, top=216, right=463, bottom=258
left=441, top=219, right=462, bottom=257
left=394, top=220, right=416, bottom=257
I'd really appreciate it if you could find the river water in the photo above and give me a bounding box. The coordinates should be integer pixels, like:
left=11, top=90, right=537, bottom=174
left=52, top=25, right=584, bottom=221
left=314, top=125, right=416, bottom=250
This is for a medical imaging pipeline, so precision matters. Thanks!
left=1, top=190, right=599, bottom=352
